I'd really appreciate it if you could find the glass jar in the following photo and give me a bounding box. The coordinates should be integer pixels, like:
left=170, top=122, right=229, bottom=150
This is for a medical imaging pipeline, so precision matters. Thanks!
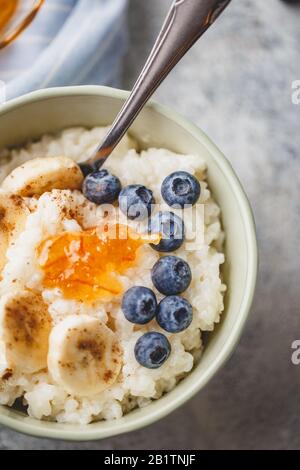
left=0, top=0, right=44, bottom=49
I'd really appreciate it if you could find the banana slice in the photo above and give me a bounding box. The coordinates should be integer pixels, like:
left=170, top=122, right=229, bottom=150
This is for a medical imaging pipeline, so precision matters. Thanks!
left=0, top=290, right=52, bottom=374
left=48, top=315, right=122, bottom=396
left=1, top=156, right=83, bottom=197
left=0, top=190, right=29, bottom=273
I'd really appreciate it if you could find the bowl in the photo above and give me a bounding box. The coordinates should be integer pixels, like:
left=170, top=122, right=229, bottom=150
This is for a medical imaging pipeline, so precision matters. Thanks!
left=0, top=86, right=258, bottom=440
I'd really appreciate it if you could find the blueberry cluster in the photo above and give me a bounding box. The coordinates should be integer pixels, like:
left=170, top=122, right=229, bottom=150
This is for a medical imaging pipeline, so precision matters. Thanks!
left=122, top=260, right=193, bottom=369
left=82, top=168, right=201, bottom=369
left=83, top=170, right=155, bottom=221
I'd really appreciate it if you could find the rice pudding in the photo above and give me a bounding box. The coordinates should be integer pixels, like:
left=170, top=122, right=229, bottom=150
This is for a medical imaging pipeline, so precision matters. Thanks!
left=0, top=127, right=225, bottom=424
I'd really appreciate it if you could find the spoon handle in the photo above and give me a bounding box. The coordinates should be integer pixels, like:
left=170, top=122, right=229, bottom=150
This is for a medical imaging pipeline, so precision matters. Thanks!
left=87, top=0, right=232, bottom=168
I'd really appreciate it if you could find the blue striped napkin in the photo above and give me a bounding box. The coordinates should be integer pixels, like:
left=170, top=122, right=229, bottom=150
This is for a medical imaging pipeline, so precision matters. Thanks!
left=0, top=0, right=128, bottom=100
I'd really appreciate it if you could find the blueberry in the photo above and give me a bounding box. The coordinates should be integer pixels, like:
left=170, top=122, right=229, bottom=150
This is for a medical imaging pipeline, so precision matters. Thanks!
left=161, top=171, right=201, bottom=208
left=151, top=255, right=192, bottom=296
left=83, top=169, right=121, bottom=204
left=156, top=296, right=193, bottom=333
left=134, top=332, right=171, bottom=369
left=149, top=211, right=185, bottom=252
left=119, top=185, right=155, bottom=220
left=121, top=286, right=157, bottom=325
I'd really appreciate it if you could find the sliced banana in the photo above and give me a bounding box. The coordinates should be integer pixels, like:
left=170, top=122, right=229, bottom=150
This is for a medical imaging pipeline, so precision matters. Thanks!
left=1, top=156, right=83, bottom=197
left=48, top=315, right=122, bottom=396
left=0, top=190, right=29, bottom=273
left=0, top=290, right=52, bottom=374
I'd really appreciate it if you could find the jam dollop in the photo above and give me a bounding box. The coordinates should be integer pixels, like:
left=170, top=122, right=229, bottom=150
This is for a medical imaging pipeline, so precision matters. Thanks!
left=37, top=224, right=158, bottom=303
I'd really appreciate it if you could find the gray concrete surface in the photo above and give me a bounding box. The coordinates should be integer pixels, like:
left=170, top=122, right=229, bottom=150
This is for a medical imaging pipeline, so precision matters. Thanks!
left=1, top=0, right=300, bottom=450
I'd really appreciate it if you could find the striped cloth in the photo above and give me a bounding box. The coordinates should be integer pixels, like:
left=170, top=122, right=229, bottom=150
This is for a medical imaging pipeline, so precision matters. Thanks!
left=0, top=0, right=128, bottom=100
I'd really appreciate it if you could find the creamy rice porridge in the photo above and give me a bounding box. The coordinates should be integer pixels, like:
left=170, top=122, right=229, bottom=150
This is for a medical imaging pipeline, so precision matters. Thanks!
left=0, top=127, right=225, bottom=424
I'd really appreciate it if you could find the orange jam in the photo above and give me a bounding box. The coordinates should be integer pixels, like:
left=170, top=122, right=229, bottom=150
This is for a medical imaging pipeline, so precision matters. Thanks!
left=37, top=224, right=159, bottom=303
left=0, top=1, right=18, bottom=32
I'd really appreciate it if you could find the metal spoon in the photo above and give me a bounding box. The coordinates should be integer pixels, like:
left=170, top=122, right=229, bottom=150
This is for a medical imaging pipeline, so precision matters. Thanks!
left=81, top=0, right=232, bottom=174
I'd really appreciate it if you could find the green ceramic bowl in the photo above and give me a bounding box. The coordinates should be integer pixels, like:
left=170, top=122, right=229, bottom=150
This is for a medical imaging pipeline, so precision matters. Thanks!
left=0, top=86, right=257, bottom=440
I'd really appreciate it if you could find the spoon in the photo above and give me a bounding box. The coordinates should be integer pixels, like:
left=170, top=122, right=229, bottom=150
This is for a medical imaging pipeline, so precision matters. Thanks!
left=81, top=0, right=232, bottom=174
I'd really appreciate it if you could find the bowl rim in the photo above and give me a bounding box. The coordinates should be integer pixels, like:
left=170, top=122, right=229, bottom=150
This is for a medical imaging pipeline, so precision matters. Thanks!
left=0, top=85, right=258, bottom=441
